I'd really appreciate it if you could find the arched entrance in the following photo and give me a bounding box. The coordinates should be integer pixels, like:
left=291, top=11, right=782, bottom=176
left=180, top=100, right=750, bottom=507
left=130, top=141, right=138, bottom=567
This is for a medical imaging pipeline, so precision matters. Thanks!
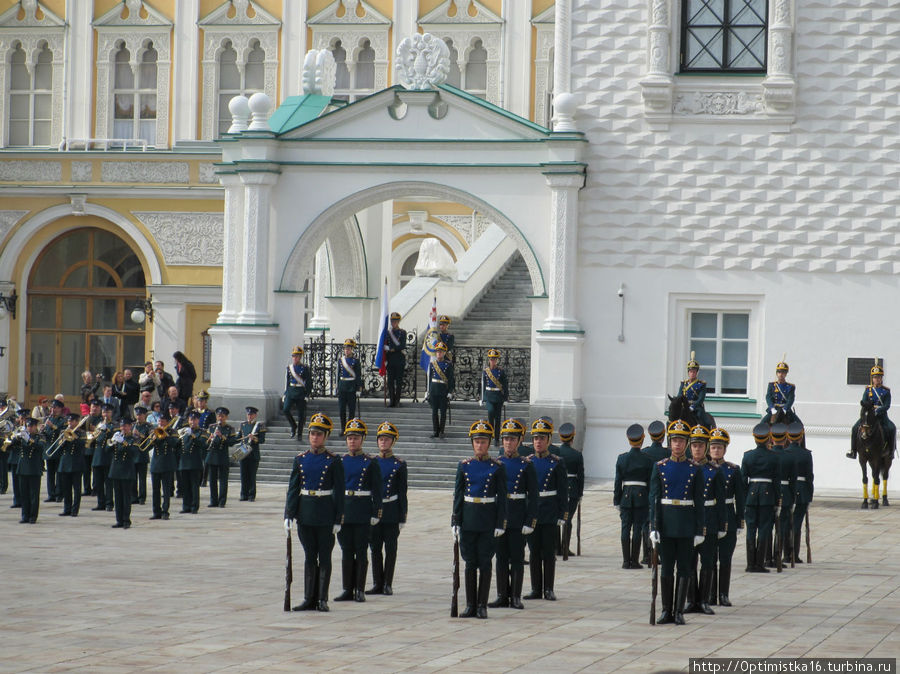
left=26, top=228, right=147, bottom=404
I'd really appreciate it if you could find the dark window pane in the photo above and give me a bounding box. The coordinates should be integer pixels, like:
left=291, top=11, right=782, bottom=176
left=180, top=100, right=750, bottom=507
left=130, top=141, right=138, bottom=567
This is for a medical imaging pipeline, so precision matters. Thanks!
left=61, top=298, right=87, bottom=330
left=92, top=299, right=119, bottom=330
left=722, top=341, right=748, bottom=367
left=62, top=266, right=89, bottom=288
left=123, top=335, right=145, bottom=372
left=29, top=333, right=56, bottom=397
left=690, top=340, right=716, bottom=368
left=30, top=296, right=56, bottom=329
left=721, top=368, right=747, bottom=394
left=691, top=313, right=717, bottom=339
left=60, top=333, right=86, bottom=397
left=722, top=313, right=748, bottom=338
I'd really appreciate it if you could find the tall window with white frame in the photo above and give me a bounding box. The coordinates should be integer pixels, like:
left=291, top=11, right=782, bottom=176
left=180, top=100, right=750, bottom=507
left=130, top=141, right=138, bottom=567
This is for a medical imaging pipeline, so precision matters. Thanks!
left=681, top=0, right=767, bottom=73
left=8, top=41, right=53, bottom=147
left=330, top=37, right=377, bottom=103
left=464, top=39, right=488, bottom=99
left=444, top=38, right=461, bottom=87
left=689, top=312, right=749, bottom=395
left=113, top=41, right=158, bottom=145
left=216, top=39, right=265, bottom=136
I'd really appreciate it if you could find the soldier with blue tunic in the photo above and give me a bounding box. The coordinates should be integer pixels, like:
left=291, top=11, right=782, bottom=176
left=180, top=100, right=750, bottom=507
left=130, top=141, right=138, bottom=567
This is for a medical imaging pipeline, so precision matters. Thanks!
left=614, top=424, right=655, bottom=569
left=452, top=420, right=507, bottom=619
left=428, top=343, right=454, bottom=438
left=785, top=422, right=813, bottom=564
left=283, top=346, right=312, bottom=439
left=769, top=423, right=793, bottom=566
left=437, top=315, right=455, bottom=360
left=284, top=413, right=345, bottom=612
left=481, top=349, right=508, bottom=446
left=847, top=360, right=895, bottom=459
left=708, top=427, right=744, bottom=606
left=367, top=421, right=407, bottom=596
left=108, top=418, right=140, bottom=529
left=641, top=421, right=669, bottom=565
left=649, top=420, right=706, bottom=625
left=336, top=339, right=362, bottom=435
left=56, top=413, right=86, bottom=517
left=741, top=423, right=781, bottom=573
left=178, top=411, right=207, bottom=514
left=488, top=419, right=537, bottom=610
left=761, top=359, right=800, bottom=425
left=334, top=419, right=382, bottom=603
left=384, top=312, right=407, bottom=408
left=674, top=354, right=715, bottom=430
left=557, top=423, right=583, bottom=559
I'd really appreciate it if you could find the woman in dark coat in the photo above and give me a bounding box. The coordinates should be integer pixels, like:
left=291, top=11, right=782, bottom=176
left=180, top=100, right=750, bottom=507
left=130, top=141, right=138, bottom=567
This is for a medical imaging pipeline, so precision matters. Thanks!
left=173, top=351, right=197, bottom=402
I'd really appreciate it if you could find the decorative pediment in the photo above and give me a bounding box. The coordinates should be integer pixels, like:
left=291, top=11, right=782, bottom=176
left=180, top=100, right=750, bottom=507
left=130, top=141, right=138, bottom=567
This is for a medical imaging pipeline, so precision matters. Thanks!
left=93, top=0, right=172, bottom=28
left=0, top=1, right=64, bottom=28
left=308, top=0, right=391, bottom=26
left=199, top=0, right=280, bottom=27
left=532, top=5, right=555, bottom=24
left=420, top=0, right=503, bottom=25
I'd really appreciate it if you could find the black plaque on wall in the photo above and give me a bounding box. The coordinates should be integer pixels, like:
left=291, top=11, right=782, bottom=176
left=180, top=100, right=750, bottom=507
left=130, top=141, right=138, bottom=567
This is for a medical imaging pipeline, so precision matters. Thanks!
left=848, top=358, right=882, bottom=386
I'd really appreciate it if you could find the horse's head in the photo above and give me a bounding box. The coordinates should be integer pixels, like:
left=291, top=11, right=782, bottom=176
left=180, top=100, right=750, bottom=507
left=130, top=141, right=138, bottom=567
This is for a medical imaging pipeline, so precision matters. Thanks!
left=860, top=400, right=878, bottom=439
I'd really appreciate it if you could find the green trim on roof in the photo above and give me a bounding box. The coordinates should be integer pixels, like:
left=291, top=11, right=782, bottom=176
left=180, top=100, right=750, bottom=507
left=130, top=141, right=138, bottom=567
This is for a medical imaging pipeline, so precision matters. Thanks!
left=269, top=94, right=333, bottom=135
left=438, top=84, right=551, bottom=134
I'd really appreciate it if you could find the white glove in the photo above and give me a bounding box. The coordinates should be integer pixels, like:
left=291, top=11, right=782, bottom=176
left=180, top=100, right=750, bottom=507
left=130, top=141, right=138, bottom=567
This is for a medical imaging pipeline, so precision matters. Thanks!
left=448, top=394, right=453, bottom=401
left=649, top=530, right=660, bottom=546
left=332, top=524, right=341, bottom=535
left=399, top=523, right=405, bottom=531
left=614, top=504, right=620, bottom=511
left=479, top=400, right=484, bottom=407
left=452, top=525, right=460, bottom=539
left=522, top=525, right=534, bottom=535
left=370, top=517, right=380, bottom=526
left=694, top=535, right=705, bottom=547
left=769, top=407, right=776, bottom=415
left=717, top=530, right=726, bottom=539
left=493, top=528, right=504, bottom=538
left=556, top=519, right=566, bottom=527
left=284, top=518, right=292, bottom=534
left=775, top=505, right=781, bottom=517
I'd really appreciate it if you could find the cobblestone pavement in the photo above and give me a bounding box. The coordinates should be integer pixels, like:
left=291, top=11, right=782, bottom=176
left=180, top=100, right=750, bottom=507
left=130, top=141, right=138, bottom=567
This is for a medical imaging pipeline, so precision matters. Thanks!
left=2, top=482, right=898, bottom=673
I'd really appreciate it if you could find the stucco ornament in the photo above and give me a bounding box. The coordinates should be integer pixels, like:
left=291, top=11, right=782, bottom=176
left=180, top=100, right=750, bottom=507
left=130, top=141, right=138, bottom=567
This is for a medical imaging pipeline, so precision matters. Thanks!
left=395, top=32, right=450, bottom=91
left=415, top=238, right=457, bottom=280
left=301, top=48, right=336, bottom=97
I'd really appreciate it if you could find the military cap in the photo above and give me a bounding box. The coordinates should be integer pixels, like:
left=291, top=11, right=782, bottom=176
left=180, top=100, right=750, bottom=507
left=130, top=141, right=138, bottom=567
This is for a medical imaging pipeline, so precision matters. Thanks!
left=390, top=312, right=401, bottom=321
left=343, top=338, right=357, bottom=348
left=25, top=417, right=38, bottom=426
left=686, top=351, right=700, bottom=370
left=648, top=420, right=666, bottom=440
left=291, top=345, right=304, bottom=357
left=66, top=412, right=80, bottom=421
left=16, top=408, right=29, bottom=417
left=469, top=419, right=494, bottom=438
left=89, top=398, right=101, bottom=406
left=558, top=422, right=576, bottom=441
left=188, top=410, right=201, bottom=419
left=245, top=406, right=259, bottom=415
left=169, top=401, right=182, bottom=410
left=344, top=418, right=367, bottom=436
left=434, top=342, right=448, bottom=352
left=708, top=427, right=730, bottom=446
left=101, top=403, right=115, bottom=411
left=376, top=421, right=399, bottom=438
left=487, top=348, right=501, bottom=359
left=871, top=358, right=884, bottom=377
left=752, top=423, right=771, bottom=442
left=500, top=418, right=526, bottom=436
left=531, top=418, right=553, bottom=435
left=120, top=416, right=134, bottom=426
left=439, top=315, right=451, bottom=325
left=667, top=419, right=691, bottom=438
left=133, top=405, right=148, bottom=415
left=196, top=390, right=210, bottom=400
left=626, top=423, right=644, bottom=446
left=215, top=406, right=230, bottom=416
left=51, top=399, right=64, bottom=408
left=308, top=412, right=333, bottom=433
left=770, top=423, right=788, bottom=441
left=690, top=425, right=710, bottom=442
left=776, top=358, right=789, bottom=373
left=787, top=422, right=804, bottom=440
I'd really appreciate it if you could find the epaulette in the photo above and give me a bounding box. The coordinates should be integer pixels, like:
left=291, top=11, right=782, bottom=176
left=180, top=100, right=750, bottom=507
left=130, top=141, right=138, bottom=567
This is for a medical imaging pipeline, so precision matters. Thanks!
left=699, top=380, right=706, bottom=385
left=657, top=458, right=669, bottom=466
left=524, top=455, right=533, bottom=462
left=490, top=458, right=502, bottom=467
left=396, top=456, right=406, bottom=464
left=461, top=457, right=474, bottom=465
left=725, top=461, right=739, bottom=469
left=324, top=449, right=336, bottom=458
left=885, top=386, right=891, bottom=391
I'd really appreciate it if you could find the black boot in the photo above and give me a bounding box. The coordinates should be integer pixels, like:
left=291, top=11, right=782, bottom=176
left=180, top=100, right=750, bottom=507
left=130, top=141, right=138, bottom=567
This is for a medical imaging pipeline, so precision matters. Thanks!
left=745, top=538, right=756, bottom=573
left=366, top=550, right=384, bottom=594
left=286, top=412, right=297, bottom=439
left=317, top=565, right=331, bottom=612
left=383, top=551, right=396, bottom=595
left=674, top=576, right=688, bottom=625
left=564, top=522, right=575, bottom=557
left=657, top=576, right=675, bottom=624
left=756, top=538, right=771, bottom=573
left=782, top=527, right=794, bottom=564
left=641, top=528, right=651, bottom=566
left=524, top=557, right=542, bottom=599
left=509, top=567, right=525, bottom=609
left=621, top=539, right=631, bottom=569
left=698, top=568, right=715, bottom=614
left=543, top=558, right=557, bottom=600
left=292, top=563, right=318, bottom=611
left=354, top=559, right=367, bottom=602
left=793, top=533, right=804, bottom=565
left=683, top=570, right=701, bottom=613
left=476, top=567, right=491, bottom=619
left=487, top=565, right=509, bottom=608
left=710, top=564, right=719, bottom=606
left=460, top=567, right=478, bottom=618
left=630, top=536, right=643, bottom=569
left=718, top=563, right=732, bottom=606
left=334, top=559, right=354, bottom=601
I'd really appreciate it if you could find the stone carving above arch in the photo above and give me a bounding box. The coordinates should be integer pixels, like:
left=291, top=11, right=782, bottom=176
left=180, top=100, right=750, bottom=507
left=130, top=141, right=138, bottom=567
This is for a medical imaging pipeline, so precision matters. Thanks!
left=132, top=211, right=224, bottom=266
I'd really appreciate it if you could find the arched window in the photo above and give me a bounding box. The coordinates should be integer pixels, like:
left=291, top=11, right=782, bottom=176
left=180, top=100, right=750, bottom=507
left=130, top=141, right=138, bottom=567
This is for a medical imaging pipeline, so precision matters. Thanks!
left=465, top=39, right=488, bottom=98
left=399, top=252, right=419, bottom=289
left=331, top=39, right=350, bottom=100
left=8, top=42, right=52, bottom=146
left=27, top=229, right=147, bottom=402
left=355, top=39, right=375, bottom=90
left=331, top=36, right=378, bottom=102
left=113, top=41, right=157, bottom=144
left=216, top=39, right=266, bottom=136
left=444, top=38, right=461, bottom=87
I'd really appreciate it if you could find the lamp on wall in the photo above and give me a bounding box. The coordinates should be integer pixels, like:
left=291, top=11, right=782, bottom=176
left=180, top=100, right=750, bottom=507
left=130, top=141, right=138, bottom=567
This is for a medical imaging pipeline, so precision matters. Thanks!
left=0, top=289, right=18, bottom=320
left=130, top=296, right=153, bottom=324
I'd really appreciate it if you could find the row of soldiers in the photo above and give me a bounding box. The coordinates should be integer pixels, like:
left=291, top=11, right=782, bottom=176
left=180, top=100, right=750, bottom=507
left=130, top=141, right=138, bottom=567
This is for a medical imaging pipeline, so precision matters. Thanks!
left=2, top=397, right=266, bottom=527
left=615, top=418, right=814, bottom=625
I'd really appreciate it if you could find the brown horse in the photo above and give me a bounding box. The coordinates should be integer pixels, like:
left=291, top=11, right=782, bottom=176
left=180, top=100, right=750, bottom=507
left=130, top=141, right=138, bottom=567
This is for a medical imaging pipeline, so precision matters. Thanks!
left=856, top=400, right=893, bottom=509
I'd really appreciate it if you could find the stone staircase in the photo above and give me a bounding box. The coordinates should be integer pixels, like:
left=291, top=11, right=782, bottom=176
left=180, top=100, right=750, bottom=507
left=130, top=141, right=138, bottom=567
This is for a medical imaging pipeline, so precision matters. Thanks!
left=249, top=398, right=530, bottom=489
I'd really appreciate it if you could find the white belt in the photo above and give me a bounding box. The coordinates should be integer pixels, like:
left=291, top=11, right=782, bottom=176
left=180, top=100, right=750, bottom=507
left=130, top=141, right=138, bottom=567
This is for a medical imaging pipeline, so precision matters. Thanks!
left=346, top=490, right=371, bottom=497
left=300, top=489, right=332, bottom=496
left=383, top=494, right=399, bottom=502
left=567, top=474, right=577, bottom=478
left=289, top=384, right=305, bottom=388
left=660, top=498, right=693, bottom=506
left=725, top=498, right=735, bottom=504
left=704, top=499, right=716, bottom=506
left=485, top=387, right=501, bottom=391
left=539, top=490, right=557, bottom=497
left=431, top=379, right=447, bottom=384
left=340, top=377, right=356, bottom=381
left=623, top=481, right=647, bottom=487
left=796, top=477, right=807, bottom=482
left=508, top=494, right=526, bottom=500
left=780, top=480, right=791, bottom=485
left=749, top=478, right=771, bottom=483
left=464, top=496, right=495, bottom=503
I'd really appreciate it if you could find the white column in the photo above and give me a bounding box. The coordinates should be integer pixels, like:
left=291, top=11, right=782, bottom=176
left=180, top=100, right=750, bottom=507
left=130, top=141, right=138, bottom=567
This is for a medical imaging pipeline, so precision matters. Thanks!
left=392, top=0, right=418, bottom=73
left=237, top=172, right=277, bottom=324
left=172, top=0, right=199, bottom=142
left=503, top=0, right=532, bottom=119
left=0, top=281, right=14, bottom=397
left=551, top=0, right=578, bottom=131
left=306, top=244, right=331, bottom=331
left=281, top=0, right=308, bottom=98
left=65, top=0, right=94, bottom=140
left=762, top=0, right=796, bottom=119
left=638, top=0, right=674, bottom=129
left=217, top=175, right=244, bottom=323
left=542, top=172, right=583, bottom=332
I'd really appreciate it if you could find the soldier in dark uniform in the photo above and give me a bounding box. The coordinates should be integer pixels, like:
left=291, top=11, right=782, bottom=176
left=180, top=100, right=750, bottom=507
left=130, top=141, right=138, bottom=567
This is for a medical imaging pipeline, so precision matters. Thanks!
left=428, top=343, right=454, bottom=438
left=239, top=406, right=265, bottom=502
left=108, top=418, right=140, bottom=529
left=384, top=312, right=407, bottom=407
left=148, top=414, right=178, bottom=520
left=761, top=359, right=800, bottom=425
left=525, top=418, right=568, bottom=601
left=708, top=427, right=744, bottom=606
left=7, top=408, right=30, bottom=509
left=480, top=349, right=508, bottom=446
left=194, top=390, right=215, bottom=487
left=614, top=424, right=655, bottom=569
left=283, top=346, right=311, bottom=439
left=337, top=339, right=362, bottom=434
left=367, top=421, right=408, bottom=596
left=178, top=411, right=207, bottom=514
left=785, top=422, right=813, bottom=564
left=132, top=405, right=151, bottom=504
left=741, top=423, right=781, bottom=573
left=90, top=404, right=116, bottom=511
left=437, top=315, right=455, bottom=360
left=334, top=419, right=382, bottom=603
left=684, top=425, right=726, bottom=615
left=488, top=419, right=537, bottom=610
left=56, top=413, right=86, bottom=517
left=673, top=354, right=715, bottom=430
left=82, top=399, right=102, bottom=495
left=41, top=400, right=66, bottom=502
left=848, top=361, right=895, bottom=459
left=452, top=420, right=507, bottom=619
left=649, top=420, right=705, bottom=625
left=770, top=422, right=794, bottom=566
left=206, top=407, right=238, bottom=508
left=284, top=412, right=345, bottom=612
left=556, top=423, right=583, bottom=559
left=640, top=420, right=669, bottom=564
left=14, top=418, right=45, bottom=523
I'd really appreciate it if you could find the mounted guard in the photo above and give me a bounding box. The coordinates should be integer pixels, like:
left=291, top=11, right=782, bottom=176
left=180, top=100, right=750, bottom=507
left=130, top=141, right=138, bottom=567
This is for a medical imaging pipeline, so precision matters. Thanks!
left=668, top=353, right=715, bottom=430
left=848, top=359, right=896, bottom=461
left=761, top=357, right=801, bottom=426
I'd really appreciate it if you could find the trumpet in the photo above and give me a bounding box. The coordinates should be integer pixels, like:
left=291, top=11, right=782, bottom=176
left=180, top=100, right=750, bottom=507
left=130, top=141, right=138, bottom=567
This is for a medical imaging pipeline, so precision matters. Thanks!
left=46, top=415, right=89, bottom=458
left=86, top=421, right=109, bottom=444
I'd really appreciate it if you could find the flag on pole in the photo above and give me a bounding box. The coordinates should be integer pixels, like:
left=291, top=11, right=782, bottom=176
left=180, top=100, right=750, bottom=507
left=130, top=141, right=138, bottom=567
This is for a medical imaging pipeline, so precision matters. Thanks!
left=420, top=295, right=439, bottom=372
left=374, top=278, right=390, bottom=376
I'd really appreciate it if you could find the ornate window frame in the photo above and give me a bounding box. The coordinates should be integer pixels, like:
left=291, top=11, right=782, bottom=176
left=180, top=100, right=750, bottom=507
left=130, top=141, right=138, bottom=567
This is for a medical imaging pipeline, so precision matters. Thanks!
left=640, top=0, right=796, bottom=132
left=199, top=0, right=280, bottom=141
left=94, top=1, right=172, bottom=148
left=309, top=0, right=391, bottom=100
left=532, top=5, right=555, bottom=128
left=0, top=1, right=65, bottom=148
left=419, top=0, right=503, bottom=105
